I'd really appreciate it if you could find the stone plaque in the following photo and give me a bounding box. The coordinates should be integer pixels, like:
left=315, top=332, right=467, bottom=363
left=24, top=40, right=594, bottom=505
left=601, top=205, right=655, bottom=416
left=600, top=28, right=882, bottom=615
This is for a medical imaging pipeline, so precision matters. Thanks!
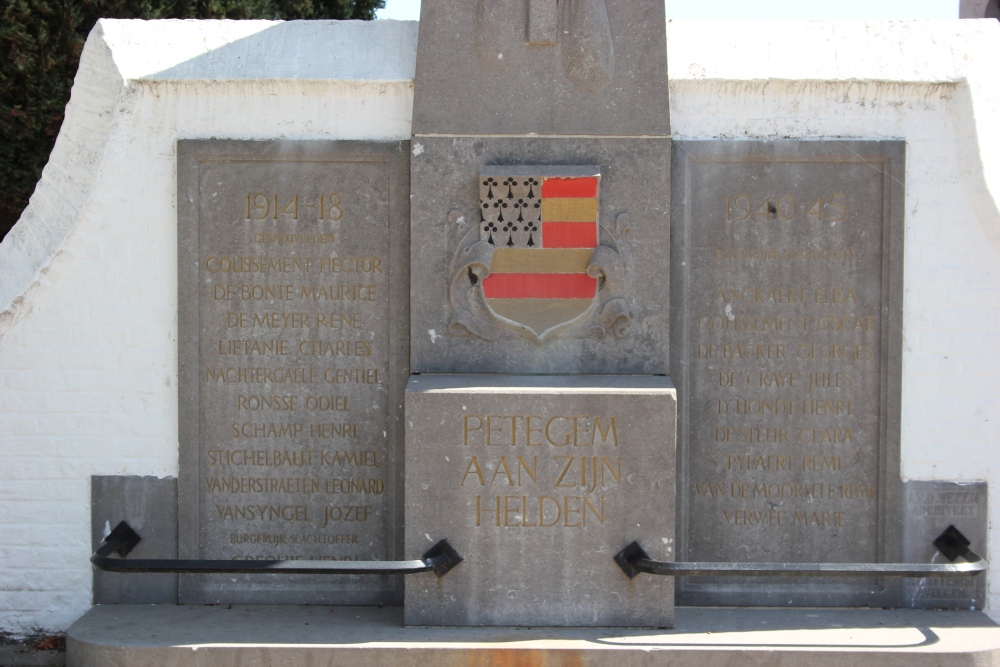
left=404, top=375, right=676, bottom=627
left=177, top=140, right=409, bottom=604
left=410, top=136, right=671, bottom=374
left=902, top=480, right=987, bottom=609
left=671, top=141, right=904, bottom=606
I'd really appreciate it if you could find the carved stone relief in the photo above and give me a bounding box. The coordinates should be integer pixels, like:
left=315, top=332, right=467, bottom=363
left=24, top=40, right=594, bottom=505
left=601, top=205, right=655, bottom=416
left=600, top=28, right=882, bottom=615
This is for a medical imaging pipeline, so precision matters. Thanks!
left=449, top=166, right=633, bottom=342
left=475, top=0, right=614, bottom=93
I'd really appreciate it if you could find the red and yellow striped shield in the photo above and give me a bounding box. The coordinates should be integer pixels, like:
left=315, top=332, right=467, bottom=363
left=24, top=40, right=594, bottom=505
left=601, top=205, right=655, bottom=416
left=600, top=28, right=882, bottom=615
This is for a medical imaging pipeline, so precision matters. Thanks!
left=479, top=167, right=600, bottom=337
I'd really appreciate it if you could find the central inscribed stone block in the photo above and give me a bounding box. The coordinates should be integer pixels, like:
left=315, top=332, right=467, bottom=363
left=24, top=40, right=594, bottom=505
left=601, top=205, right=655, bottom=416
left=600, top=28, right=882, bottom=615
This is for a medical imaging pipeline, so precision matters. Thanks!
left=404, top=375, right=676, bottom=627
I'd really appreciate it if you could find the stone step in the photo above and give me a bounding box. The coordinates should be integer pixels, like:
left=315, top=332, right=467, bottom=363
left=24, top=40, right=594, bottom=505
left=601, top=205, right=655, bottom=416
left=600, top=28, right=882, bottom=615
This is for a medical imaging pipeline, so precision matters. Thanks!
left=67, top=604, right=1000, bottom=667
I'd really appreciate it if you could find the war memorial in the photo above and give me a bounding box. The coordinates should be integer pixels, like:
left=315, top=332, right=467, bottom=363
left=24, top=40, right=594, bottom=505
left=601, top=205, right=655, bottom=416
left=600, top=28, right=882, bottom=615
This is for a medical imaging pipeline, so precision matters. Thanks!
left=1, top=1, right=999, bottom=665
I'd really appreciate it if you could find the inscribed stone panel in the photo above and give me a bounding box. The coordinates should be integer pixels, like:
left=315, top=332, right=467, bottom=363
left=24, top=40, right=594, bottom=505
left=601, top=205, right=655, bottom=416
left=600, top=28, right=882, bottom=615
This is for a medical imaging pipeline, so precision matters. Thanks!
left=670, top=140, right=904, bottom=606
left=177, top=140, right=408, bottom=604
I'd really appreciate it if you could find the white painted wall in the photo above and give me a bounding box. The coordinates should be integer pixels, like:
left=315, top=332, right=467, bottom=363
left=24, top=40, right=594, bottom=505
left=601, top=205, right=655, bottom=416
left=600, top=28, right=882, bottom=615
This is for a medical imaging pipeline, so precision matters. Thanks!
left=0, top=18, right=997, bottom=633
left=669, top=18, right=1000, bottom=612
left=0, top=18, right=415, bottom=634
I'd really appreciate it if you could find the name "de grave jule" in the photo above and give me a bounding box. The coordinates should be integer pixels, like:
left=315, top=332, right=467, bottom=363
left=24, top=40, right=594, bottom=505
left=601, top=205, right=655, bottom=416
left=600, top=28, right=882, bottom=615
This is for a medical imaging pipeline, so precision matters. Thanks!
left=460, top=414, right=622, bottom=530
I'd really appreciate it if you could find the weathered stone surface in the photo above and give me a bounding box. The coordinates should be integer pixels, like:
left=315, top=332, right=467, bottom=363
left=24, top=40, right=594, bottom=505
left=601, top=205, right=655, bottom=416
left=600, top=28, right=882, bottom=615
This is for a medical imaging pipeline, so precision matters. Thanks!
left=670, top=140, right=905, bottom=606
left=91, top=475, right=177, bottom=604
left=410, top=136, right=670, bottom=374
left=527, top=0, right=558, bottom=44
left=67, top=604, right=1000, bottom=667
left=902, top=480, right=988, bottom=609
left=412, top=0, right=668, bottom=136
left=404, top=374, right=675, bottom=627
left=176, top=140, right=409, bottom=604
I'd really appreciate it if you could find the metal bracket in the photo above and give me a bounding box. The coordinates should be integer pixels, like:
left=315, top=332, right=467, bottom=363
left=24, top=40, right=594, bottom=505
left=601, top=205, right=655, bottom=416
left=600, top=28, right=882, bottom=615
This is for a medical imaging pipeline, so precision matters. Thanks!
left=92, top=521, right=462, bottom=578
left=935, top=524, right=973, bottom=561
left=612, top=540, right=649, bottom=580
left=614, top=525, right=987, bottom=580
left=423, top=538, right=464, bottom=577
left=103, top=520, right=142, bottom=557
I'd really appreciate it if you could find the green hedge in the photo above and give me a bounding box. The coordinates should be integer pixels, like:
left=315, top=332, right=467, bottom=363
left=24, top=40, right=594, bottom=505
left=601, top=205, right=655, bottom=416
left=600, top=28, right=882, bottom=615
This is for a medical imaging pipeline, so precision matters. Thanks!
left=0, top=0, right=384, bottom=241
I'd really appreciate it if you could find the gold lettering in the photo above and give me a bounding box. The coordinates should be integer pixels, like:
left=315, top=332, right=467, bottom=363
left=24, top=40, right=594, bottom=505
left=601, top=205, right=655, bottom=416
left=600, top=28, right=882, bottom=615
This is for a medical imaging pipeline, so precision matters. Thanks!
left=563, top=495, right=582, bottom=527
left=545, top=416, right=571, bottom=446
left=526, top=416, right=543, bottom=446
left=583, top=496, right=605, bottom=525
left=486, top=415, right=504, bottom=446
left=516, top=456, right=537, bottom=485
left=540, top=496, right=561, bottom=527
left=554, top=456, right=576, bottom=487
left=490, top=456, right=515, bottom=486
left=475, top=495, right=501, bottom=526
left=593, top=416, right=618, bottom=446
left=503, top=496, right=520, bottom=526
left=461, top=456, right=486, bottom=486
left=572, top=415, right=590, bottom=446
left=464, top=415, right=482, bottom=445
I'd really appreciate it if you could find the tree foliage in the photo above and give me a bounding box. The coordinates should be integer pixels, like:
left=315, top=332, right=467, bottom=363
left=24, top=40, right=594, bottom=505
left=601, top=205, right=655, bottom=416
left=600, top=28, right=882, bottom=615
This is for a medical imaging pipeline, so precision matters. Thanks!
left=0, top=0, right=383, bottom=240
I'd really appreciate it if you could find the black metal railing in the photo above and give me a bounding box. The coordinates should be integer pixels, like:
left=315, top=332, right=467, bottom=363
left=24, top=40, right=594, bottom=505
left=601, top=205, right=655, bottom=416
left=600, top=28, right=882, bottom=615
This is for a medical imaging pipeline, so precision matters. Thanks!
left=92, top=521, right=462, bottom=577
left=95, top=521, right=985, bottom=583
left=614, top=525, right=986, bottom=579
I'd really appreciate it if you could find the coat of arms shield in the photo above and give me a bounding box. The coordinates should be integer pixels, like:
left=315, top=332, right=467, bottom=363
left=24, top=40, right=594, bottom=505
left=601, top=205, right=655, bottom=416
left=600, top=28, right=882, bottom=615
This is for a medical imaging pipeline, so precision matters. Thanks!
left=478, top=166, right=601, bottom=338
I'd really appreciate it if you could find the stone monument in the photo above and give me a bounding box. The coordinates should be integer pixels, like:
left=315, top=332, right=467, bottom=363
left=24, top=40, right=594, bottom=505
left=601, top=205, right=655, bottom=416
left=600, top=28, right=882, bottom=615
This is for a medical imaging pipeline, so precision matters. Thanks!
left=404, top=0, right=677, bottom=627
left=65, top=10, right=990, bottom=653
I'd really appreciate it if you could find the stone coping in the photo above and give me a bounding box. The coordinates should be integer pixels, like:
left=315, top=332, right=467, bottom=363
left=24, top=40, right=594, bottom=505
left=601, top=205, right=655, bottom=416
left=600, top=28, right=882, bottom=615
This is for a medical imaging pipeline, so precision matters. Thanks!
left=67, top=604, right=1000, bottom=667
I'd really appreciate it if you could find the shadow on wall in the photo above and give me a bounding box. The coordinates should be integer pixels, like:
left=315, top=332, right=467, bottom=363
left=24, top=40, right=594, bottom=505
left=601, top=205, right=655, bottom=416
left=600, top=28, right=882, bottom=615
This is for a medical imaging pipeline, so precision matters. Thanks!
left=140, top=20, right=417, bottom=81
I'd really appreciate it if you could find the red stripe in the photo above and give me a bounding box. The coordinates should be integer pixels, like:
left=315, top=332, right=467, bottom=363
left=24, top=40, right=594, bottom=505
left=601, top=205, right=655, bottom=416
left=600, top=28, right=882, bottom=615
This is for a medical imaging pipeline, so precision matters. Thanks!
left=482, top=273, right=597, bottom=299
left=541, top=177, right=598, bottom=199
left=543, top=222, right=597, bottom=248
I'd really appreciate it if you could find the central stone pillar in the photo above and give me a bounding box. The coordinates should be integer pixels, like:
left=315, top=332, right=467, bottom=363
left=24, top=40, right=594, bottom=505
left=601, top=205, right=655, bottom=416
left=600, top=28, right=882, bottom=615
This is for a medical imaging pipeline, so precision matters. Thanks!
left=404, top=0, right=675, bottom=627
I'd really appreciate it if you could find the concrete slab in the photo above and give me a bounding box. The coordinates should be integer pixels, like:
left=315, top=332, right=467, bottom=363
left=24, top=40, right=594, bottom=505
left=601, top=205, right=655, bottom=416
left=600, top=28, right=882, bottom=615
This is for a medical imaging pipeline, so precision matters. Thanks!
left=67, top=604, right=1000, bottom=667
left=411, top=0, right=669, bottom=136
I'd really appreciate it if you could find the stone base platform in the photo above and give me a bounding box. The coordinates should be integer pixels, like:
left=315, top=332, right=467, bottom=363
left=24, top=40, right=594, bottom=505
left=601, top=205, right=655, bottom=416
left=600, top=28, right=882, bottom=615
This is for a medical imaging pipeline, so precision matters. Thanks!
left=67, top=604, right=1000, bottom=667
